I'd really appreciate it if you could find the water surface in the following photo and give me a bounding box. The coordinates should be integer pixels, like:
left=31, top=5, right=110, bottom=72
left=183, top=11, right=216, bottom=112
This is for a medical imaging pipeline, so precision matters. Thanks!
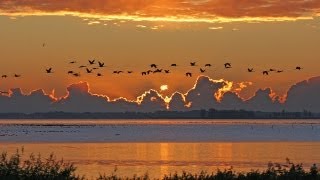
left=1, top=119, right=320, bottom=178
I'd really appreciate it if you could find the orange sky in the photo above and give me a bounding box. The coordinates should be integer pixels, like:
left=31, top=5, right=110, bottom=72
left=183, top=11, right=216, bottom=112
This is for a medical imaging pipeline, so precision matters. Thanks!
left=0, top=1, right=319, bottom=100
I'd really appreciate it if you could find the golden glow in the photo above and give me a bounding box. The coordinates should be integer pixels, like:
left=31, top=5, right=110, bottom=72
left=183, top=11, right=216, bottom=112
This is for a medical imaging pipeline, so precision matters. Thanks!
left=160, top=85, right=168, bottom=91
left=214, top=79, right=233, bottom=102
left=3, top=142, right=320, bottom=178
left=209, top=26, right=223, bottom=30
left=0, top=11, right=314, bottom=24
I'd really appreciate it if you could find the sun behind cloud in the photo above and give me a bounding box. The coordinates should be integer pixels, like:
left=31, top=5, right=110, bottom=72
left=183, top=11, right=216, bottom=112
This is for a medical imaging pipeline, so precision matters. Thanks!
left=160, top=85, right=168, bottom=91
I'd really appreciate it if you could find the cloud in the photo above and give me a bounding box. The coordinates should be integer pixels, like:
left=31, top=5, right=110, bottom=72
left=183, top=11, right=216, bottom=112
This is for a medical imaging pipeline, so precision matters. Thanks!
left=243, top=88, right=282, bottom=112
left=0, top=0, right=319, bottom=23
left=55, top=82, right=167, bottom=113
left=208, top=26, right=223, bottom=30
left=168, top=92, right=188, bottom=111
left=1, top=76, right=320, bottom=113
left=284, top=76, right=320, bottom=112
left=220, top=91, right=244, bottom=110
left=136, top=89, right=167, bottom=112
left=0, top=88, right=55, bottom=113
left=184, top=76, right=226, bottom=110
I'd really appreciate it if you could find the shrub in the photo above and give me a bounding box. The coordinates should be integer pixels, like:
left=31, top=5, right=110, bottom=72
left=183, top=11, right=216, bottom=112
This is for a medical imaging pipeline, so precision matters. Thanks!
left=0, top=148, right=83, bottom=180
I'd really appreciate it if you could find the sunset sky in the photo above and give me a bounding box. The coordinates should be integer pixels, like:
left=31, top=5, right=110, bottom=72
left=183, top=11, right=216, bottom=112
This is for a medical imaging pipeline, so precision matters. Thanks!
left=0, top=0, right=320, bottom=101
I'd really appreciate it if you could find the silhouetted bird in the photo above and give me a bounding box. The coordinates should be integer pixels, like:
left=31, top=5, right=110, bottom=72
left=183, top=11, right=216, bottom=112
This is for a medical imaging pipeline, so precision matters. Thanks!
left=97, top=73, right=103, bottom=77
left=88, top=60, right=95, bottom=65
left=142, top=72, right=147, bottom=76
left=224, top=63, right=232, bottom=68
left=296, top=66, right=303, bottom=70
left=277, top=70, right=284, bottom=73
left=200, top=68, right=206, bottom=73
left=248, top=68, right=254, bottom=72
left=14, top=74, right=21, bottom=78
left=164, top=70, right=170, bottom=73
left=147, top=70, right=153, bottom=74
left=73, top=73, right=80, bottom=77
left=79, top=65, right=87, bottom=68
left=46, top=68, right=53, bottom=73
left=86, top=68, right=93, bottom=73
left=269, top=69, right=276, bottom=72
left=42, top=43, right=46, bottom=47
left=69, top=61, right=77, bottom=64
left=127, top=71, right=133, bottom=74
left=186, top=72, right=192, bottom=77
left=2, top=75, right=7, bottom=78
left=153, top=69, right=163, bottom=73
left=171, top=64, right=177, bottom=67
left=93, top=67, right=99, bottom=70
left=205, top=64, right=212, bottom=67
left=190, top=62, right=196, bottom=66
left=263, top=71, right=269, bottom=75
left=150, top=64, right=157, bottom=68
left=113, top=71, right=123, bottom=74
left=98, top=61, right=105, bottom=67
left=67, top=71, right=74, bottom=74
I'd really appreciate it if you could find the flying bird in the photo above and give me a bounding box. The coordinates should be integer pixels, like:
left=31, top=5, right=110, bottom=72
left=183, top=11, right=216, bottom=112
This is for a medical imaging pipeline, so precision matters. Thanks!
left=186, top=72, right=192, bottom=77
left=88, top=59, right=95, bottom=65
left=150, top=64, right=157, bottom=68
left=98, top=61, right=105, bottom=67
left=164, top=70, right=170, bottom=73
left=2, top=75, right=8, bottom=78
left=79, top=65, right=87, bottom=68
left=263, top=71, right=269, bottom=75
left=69, top=61, right=77, bottom=64
left=46, top=68, right=53, bottom=73
left=97, top=73, right=103, bottom=77
left=296, top=66, right=303, bottom=70
left=153, top=69, right=163, bottom=73
left=14, top=74, right=21, bottom=78
left=171, top=64, right=177, bottom=67
left=73, top=73, right=80, bottom=77
left=93, top=67, right=99, bottom=70
left=42, top=43, right=46, bottom=47
left=200, top=68, right=206, bottom=73
left=190, top=62, right=196, bottom=66
left=142, top=72, right=147, bottom=76
left=86, top=68, right=93, bottom=73
left=277, top=70, right=284, bottom=73
left=205, top=64, right=212, bottom=67
left=248, top=68, right=254, bottom=72
left=269, top=69, right=276, bottom=72
left=67, top=71, right=74, bottom=74
left=147, top=70, right=153, bottom=74
left=224, top=63, right=232, bottom=68
left=127, top=71, right=133, bottom=74
left=113, top=71, right=123, bottom=74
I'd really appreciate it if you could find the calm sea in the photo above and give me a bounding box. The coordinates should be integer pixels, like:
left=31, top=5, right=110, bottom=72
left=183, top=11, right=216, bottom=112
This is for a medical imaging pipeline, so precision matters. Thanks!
left=1, top=119, right=320, bottom=178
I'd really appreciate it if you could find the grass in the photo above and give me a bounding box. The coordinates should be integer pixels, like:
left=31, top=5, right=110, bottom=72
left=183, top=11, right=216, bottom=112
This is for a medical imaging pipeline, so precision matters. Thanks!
left=1, top=148, right=320, bottom=180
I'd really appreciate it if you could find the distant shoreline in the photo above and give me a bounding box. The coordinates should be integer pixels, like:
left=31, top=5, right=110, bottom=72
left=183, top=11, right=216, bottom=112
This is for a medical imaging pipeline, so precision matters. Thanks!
left=0, top=109, right=319, bottom=119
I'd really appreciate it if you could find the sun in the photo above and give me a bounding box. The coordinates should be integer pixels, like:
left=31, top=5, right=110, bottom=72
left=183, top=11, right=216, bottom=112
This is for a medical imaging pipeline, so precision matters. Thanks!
left=160, top=85, right=168, bottom=91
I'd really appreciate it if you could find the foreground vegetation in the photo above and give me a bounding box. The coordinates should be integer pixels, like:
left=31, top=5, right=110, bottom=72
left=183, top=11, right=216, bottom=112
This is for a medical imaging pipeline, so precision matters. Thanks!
left=1, top=148, right=320, bottom=180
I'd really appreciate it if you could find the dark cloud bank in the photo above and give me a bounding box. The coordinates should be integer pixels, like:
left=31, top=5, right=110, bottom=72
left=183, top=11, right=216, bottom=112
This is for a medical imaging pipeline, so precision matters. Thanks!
left=1, top=76, right=320, bottom=113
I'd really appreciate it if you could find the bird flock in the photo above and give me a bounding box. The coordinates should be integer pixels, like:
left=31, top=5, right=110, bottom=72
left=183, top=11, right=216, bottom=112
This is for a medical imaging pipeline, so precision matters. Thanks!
left=1, top=59, right=303, bottom=79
